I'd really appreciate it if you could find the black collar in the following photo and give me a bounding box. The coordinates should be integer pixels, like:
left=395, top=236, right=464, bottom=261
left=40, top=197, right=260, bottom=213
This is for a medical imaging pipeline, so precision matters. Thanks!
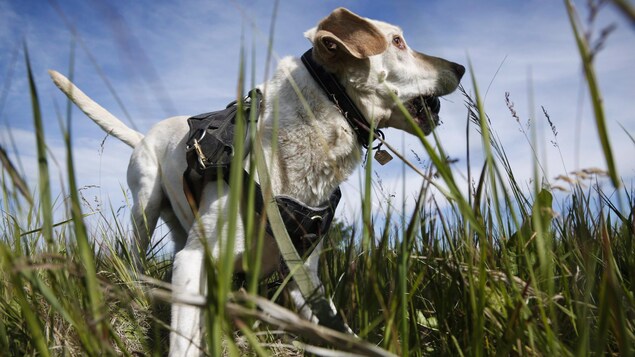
left=301, top=49, right=383, bottom=149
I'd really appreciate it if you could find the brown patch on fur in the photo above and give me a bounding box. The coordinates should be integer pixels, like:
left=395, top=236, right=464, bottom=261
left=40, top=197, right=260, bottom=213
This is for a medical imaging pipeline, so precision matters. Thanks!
left=276, top=132, right=291, bottom=191
left=313, top=8, right=387, bottom=69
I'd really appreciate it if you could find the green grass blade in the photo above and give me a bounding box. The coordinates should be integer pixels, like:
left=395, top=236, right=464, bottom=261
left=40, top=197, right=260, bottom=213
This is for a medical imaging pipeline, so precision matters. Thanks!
left=24, top=44, right=53, bottom=246
left=564, top=0, right=620, bottom=188
left=0, top=144, right=32, bottom=205
left=611, top=0, right=635, bottom=24
left=58, top=45, right=106, bottom=340
left=0, top=245, right=50, bottom=356
left=388, top=91, right=486, bottom=238
left=618, top=122, right=635, bottom=146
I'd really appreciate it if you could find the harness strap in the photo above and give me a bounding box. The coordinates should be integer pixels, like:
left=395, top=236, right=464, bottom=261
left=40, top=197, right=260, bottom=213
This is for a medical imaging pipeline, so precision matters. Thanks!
left=182, top=168, right=200, bottom=216
left=183, top=165, right=340, bottom=258
left=251, top=122, right=350, bottom=332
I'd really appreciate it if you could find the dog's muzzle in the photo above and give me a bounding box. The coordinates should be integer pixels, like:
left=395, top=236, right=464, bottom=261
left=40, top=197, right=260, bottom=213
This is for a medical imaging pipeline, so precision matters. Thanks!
left=405, top=96, right=441, bottom=135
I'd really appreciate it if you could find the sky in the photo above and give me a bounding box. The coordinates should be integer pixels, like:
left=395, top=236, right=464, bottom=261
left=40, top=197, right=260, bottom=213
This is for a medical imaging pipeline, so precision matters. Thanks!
left=1, top=0, right=634, bottom=234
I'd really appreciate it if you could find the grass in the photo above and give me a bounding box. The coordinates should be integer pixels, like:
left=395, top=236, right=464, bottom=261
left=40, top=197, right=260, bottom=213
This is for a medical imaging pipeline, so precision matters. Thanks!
left=1, top=1, right=635, bottom=355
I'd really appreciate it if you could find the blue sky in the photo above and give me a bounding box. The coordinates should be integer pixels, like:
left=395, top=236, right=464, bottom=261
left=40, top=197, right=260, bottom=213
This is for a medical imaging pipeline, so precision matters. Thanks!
left=1, top=0, right=634, bottom=227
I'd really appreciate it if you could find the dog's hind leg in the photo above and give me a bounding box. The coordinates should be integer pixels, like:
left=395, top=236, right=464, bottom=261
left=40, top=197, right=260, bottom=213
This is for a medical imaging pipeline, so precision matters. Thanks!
left=127, top=147, right=164, bottom=269
left=161, top=207, right=188, bottom=253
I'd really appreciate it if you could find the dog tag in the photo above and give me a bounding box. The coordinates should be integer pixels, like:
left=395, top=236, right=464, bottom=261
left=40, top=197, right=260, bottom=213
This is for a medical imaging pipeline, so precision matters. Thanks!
left=374, top=149, right=393, bottom=165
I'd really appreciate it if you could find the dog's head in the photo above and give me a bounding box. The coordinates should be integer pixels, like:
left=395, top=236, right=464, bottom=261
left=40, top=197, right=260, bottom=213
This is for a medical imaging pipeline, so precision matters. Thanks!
left=305, top=8, right=465, bottom=136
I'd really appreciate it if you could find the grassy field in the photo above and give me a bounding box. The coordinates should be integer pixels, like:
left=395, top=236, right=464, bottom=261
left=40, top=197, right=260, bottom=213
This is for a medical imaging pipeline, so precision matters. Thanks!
left=1, top=1, right=634, bottom=356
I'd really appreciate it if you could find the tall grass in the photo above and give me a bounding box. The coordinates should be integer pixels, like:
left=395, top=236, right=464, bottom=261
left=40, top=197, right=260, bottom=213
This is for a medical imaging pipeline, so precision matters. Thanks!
left=1, top=1, right=634, bottom=356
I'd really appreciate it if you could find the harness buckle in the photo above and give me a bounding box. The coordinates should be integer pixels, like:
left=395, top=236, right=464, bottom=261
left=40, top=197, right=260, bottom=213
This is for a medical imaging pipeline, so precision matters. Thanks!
left=192, top=139, right=208, bottom=169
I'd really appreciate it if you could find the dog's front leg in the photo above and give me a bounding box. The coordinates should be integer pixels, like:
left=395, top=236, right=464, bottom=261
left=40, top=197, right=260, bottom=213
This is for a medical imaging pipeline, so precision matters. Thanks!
left=286, top=241, right=354, bottom=334
left=287, top=241, right=324, bottom=323
left=169, top=186, right=245, bottom=357
left=169, top=189, right=221, bottom=357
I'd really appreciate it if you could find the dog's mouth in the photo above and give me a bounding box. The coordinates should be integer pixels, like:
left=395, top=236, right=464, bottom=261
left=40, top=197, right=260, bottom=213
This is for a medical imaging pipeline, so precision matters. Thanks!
left=404, top=96, right=441, bottom=135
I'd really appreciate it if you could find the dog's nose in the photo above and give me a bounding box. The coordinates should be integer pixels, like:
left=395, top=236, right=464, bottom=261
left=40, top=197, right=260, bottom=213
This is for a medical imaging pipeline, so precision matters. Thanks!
left=452, top=62, right=466, bottom=79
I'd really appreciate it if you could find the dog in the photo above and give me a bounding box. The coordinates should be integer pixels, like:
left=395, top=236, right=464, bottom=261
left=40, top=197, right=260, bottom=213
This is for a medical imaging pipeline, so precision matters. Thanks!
left=50, top=7, right=464, bottom=356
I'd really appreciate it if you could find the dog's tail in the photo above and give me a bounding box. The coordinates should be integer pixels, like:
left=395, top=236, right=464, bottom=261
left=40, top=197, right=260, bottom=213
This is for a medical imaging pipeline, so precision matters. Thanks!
left=48, top=70, right=144, bottom=148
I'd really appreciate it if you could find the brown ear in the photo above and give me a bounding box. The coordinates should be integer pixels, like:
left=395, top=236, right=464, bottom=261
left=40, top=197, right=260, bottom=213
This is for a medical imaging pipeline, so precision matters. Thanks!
left=313, top=8, right=387, bottom=62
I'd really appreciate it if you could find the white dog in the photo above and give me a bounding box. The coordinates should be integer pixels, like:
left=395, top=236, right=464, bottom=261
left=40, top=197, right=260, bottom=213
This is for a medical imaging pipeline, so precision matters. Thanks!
left=50, top=7, right=464, bottom=356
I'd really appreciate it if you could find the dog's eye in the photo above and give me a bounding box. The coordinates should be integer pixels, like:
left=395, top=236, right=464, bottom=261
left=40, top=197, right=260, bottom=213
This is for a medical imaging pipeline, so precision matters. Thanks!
left=392, top=36, right=405, bottom=50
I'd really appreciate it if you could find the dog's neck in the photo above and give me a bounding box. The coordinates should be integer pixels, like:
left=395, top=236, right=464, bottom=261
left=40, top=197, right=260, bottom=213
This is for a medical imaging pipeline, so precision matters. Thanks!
left=257, top=56, right=363, bottom=206
left=300, top=50, right=383, bottom=149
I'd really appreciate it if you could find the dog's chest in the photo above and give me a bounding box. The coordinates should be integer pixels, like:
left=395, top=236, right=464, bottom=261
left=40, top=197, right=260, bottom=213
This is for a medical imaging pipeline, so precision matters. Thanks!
left=275, top=125, right=361, bottom=206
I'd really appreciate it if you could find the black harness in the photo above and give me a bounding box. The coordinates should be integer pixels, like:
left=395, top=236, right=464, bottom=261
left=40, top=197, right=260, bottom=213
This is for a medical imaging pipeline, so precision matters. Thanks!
left=183, top=89, right=340, bottom=263
left=182, top=48, right=385, bottom=280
